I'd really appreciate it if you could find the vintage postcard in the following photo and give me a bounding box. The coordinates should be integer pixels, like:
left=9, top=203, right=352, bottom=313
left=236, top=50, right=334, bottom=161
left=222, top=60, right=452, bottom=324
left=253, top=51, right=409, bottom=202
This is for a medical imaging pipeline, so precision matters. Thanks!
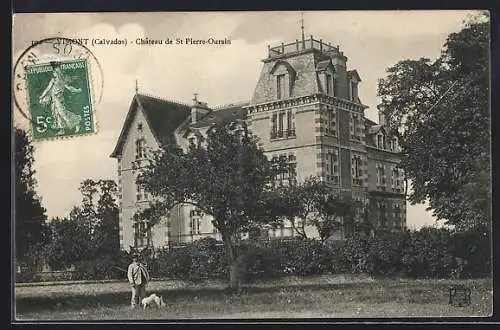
left=12, top=11, right=492, bottom=321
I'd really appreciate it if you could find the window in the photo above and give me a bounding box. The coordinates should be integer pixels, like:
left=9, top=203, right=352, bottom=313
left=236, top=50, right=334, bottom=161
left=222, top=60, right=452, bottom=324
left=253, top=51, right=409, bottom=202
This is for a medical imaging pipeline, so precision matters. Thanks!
left=136, top=185, right=148, bottom=201
left=271, top=113, right=277, bottom=138
left=325, top=73, right=334, bottom=96
left=271, top=153, right=297, bottom=185
left=377, top=133, right=385, bottom=149
left=350, top=113, right=361, bottom=141
left=137, top=122, right=143, bottom=131
left=376, top=201, right=388, bottom=228
left=189, top=209, right=201, bottom=235
left=350, top=81, right=358, bottom=102
left=351, top=155, right=363, bottom=185
left=277, top=74, right=286, bottom=99
left=278, top=112, right=285, bottom=137
left=326, top=149, right=339, bottom=184
left=135, top=139, right=146, bottom=159
left=271, top=110, right=295, bottom=139
left=376, top=164, right=387, bottom=189
left=326, top=108, right=336, bottom=135
left=286, top=110, right=295, bottom=137
left=393, top=203, right=401, bottom=229
left=391, top=167, right=399, bottom=190
left=390, top=136, right=399, bottom=152
left=134, top=221, right=150, bottom=247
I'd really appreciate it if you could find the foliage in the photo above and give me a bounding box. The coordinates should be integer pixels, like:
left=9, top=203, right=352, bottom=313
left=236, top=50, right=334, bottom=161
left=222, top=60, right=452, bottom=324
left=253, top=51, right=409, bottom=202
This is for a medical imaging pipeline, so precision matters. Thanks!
left=75, top=179, right=120, bottom=258
left=73, top=254, right=128, bottom=281
left=273, top=177, right=357, bottom=242
left=43, top=179, right=120, bottom=269
left=136, top=121, right=285, bottom=288
left=237, top=241, right=282, bottom=281
left=20, top=226, right=491, bottom=282
left=43, top=216, right=92, bottom=270
left=268, top=238, right=337, bottom=276
left=377, top=14, right=491, bottom=230
left=14, top=127, right=47, bottom=265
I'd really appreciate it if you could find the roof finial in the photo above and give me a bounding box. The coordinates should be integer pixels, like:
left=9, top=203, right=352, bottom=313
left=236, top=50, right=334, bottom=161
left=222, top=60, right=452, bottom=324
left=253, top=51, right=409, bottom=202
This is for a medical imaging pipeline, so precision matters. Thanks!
left=193, top=93, right=198, bottom=103
left=135, top=79, right=139, bottom=94
left=300, top=12, right=305, bottom=50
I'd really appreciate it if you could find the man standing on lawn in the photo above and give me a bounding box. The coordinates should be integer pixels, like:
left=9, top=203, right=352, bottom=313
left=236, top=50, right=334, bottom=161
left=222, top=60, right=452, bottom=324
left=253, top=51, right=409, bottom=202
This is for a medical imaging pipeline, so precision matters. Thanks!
left=127, top=252, right=150, bottom=308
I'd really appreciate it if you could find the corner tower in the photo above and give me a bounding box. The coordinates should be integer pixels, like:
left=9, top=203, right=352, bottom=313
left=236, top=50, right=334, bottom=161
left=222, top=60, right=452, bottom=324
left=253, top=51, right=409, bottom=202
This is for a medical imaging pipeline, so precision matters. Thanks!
left=245, top=35, right=370, bottom=239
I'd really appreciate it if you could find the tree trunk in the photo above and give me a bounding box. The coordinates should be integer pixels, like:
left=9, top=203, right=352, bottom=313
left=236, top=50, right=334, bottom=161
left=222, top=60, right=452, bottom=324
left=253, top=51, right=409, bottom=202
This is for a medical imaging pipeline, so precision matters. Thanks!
left=220, top=227, right=240, bottom=290
left=229, top=262, right=240, bottom=290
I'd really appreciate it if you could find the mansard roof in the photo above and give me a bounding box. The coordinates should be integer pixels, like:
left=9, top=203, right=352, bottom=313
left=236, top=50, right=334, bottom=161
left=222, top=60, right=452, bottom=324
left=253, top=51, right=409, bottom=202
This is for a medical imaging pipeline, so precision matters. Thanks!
left=347, top=69, right=362, bottom=82
left=190, top=103, right=249, bottom=129
left=110, top=93, right=191, bottom=158
left=364, top=117, right=378, bottom=127
left=367, top=124, right=390, bottom=136
left=315, top=59, right=334, bottom=72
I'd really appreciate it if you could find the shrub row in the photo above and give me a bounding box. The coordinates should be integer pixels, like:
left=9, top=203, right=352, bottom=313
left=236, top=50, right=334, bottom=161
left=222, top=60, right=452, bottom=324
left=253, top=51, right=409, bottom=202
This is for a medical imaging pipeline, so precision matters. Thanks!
left=16, top=227, right=491, bottom=283
left=148, top=227, right=490, bottom=281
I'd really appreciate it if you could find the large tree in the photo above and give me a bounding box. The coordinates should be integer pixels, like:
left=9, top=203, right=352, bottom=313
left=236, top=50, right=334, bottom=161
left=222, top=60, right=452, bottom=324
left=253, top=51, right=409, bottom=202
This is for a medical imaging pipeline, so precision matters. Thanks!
left=377, top=14, right=490, bottom=230
left=14, top=127, right=47, bottom=265
left=77, top=179, right=120, bottom=257
left=44, top=179, right=119, bottom=268
left=273, top=177, right=356, bottom=241
left=44, top=214, right=92, bottom=270
left=136, top=122, right=283, bottom=289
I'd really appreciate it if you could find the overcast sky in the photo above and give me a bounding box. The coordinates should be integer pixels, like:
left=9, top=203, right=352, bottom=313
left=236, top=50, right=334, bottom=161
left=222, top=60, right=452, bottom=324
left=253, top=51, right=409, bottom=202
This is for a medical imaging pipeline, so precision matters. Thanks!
left=12, top=10, right=480, bottom=228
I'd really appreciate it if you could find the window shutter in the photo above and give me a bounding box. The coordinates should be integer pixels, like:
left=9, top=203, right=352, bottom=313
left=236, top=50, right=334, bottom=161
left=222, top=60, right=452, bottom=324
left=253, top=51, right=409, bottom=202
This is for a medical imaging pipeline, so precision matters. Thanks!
left=382, top=165, right=386, bottom=186
left=362, top=156, right=368, bottom=187
left=351, top=155, right=355, bottom=177
left=349, top=114, right=354, bottom=137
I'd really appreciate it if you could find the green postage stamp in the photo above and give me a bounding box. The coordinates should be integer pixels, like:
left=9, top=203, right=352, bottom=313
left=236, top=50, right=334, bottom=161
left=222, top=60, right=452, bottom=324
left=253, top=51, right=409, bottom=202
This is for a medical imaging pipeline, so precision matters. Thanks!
left=25, top=59, right=95, bottom=140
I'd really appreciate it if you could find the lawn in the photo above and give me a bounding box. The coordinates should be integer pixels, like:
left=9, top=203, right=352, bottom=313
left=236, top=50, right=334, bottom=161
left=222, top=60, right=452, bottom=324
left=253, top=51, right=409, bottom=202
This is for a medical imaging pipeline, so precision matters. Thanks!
left=14, top=275, right=492, bottom=320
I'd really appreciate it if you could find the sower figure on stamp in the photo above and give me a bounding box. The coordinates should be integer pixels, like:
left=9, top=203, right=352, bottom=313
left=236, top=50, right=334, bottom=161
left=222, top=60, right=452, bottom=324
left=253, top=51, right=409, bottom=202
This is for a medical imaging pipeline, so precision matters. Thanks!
left=38, top=62, right=82, bottom=135
left=127, top=252, right=150, bottom=309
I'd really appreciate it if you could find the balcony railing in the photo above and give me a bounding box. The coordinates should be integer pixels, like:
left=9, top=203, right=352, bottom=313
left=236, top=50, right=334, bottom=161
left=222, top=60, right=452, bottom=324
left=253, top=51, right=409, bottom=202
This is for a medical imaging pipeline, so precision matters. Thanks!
left=268, top=36, right=340, bottom=58
left=271, top=129, right=296, bottom=140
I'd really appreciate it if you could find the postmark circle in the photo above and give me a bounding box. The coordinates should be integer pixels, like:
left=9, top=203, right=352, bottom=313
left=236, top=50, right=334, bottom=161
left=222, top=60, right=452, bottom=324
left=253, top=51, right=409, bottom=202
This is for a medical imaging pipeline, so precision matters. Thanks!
left=13, top=37, right=104, bottom=139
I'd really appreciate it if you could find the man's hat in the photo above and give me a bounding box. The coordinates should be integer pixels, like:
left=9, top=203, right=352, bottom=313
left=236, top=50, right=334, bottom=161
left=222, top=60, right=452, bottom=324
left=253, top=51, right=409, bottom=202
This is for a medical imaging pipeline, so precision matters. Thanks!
left=131, top=252, right=140, bottom=259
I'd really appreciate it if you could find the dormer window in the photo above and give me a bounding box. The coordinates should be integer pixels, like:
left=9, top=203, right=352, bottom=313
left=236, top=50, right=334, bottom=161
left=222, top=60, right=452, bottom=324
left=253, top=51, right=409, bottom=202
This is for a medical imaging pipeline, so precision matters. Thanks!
left=350, top=81, right=358, bottom=102
left=377, top=133, right=385, bottom=149
left=271, top=60, right=296, bottom=100
left=277, top=74, right=286, bottom=99
left=390, top=136, right=399, bottom=152
left=347, top=70, right=361, bottom=103
left=325, top=73, right=334, bottom=96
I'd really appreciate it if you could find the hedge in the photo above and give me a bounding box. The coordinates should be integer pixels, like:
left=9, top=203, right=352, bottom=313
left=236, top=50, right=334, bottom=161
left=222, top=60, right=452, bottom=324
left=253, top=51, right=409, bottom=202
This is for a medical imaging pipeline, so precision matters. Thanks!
left=16, top=227, right=491, bottom=283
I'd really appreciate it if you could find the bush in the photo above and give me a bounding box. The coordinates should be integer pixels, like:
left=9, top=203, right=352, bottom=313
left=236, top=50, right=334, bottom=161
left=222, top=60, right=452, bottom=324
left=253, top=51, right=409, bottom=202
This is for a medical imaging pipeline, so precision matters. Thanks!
left=154, top=238, right=228, bottom=280
left=25, top=227, right=489, bottom=282
left=238, top=242, right=282, bottom=281
left=365, top=230, right=408, bottom=276
left=341, top=235, right=370, bottom=274
left=73, top=253, right=128, bottom=281
left=268, top=239, right=334, bottom=276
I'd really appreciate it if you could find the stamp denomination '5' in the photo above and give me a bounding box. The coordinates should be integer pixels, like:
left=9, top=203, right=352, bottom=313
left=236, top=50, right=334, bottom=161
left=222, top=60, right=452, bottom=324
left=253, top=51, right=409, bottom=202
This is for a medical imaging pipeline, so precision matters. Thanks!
left=25, top=59, right=95, bottom=140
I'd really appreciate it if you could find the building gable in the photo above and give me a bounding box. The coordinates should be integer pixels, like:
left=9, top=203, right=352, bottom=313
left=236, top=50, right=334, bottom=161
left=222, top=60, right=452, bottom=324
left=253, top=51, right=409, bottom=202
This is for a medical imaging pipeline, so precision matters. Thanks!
left=110, top=94, right=191, bottom=158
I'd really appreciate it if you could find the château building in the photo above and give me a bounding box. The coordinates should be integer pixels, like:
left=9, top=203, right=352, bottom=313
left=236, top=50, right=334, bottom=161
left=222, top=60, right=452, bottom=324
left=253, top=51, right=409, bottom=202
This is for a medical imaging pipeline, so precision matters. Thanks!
left=110, top=35, right=407, bottom=251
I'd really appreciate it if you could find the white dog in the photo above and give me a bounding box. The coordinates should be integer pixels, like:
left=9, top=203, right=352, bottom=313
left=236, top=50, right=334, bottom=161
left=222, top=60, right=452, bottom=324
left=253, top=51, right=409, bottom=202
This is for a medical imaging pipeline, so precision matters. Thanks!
left=141, top=293, right=166, bottom=309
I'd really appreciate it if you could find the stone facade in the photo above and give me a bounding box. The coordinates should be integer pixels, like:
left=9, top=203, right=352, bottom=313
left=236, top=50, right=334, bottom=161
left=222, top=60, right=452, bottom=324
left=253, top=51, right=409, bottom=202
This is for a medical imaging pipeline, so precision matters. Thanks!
left=111, top=36, right=407, bottom=251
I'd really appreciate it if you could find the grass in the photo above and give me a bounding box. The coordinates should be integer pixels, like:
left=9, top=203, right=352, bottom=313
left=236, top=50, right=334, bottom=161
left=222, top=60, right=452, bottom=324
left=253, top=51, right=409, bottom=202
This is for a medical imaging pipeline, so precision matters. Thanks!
left=14, top=275, right=493, bottom=320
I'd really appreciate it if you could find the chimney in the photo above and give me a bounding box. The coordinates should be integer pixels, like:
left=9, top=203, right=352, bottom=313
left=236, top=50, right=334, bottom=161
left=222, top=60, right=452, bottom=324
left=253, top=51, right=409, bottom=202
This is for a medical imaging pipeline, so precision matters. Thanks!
left=191, top=94, right=210, bottom=125
left=378, top=109, right=386, bottom=126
